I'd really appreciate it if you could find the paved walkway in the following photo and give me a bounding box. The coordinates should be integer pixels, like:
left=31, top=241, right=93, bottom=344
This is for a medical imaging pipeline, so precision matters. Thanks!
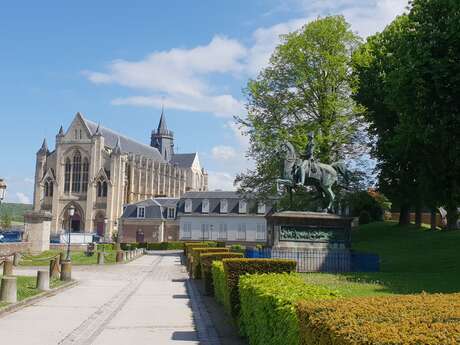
left=0, top=252, right=219, bottom=345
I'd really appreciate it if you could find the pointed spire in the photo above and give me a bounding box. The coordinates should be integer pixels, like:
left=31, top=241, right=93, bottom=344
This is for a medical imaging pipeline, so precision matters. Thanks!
left=37, top=138, right=48, bottom=155
left=58, top=126, right=64, bottom=136
left=113, top=136, right=122, bottom=155
left=157, top=107, right=168, bottom=133
left=94, top=123, right=102, bottom=136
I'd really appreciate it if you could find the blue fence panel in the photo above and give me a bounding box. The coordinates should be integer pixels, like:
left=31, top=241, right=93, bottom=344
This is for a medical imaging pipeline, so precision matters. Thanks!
left=351, top=252, right=380, bottom=272
left=244, top=248, right=272, bottom=259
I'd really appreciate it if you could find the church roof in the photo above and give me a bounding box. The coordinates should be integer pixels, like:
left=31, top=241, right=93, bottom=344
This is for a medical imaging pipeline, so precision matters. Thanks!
left=171, top=153, right=197, bottom=168
left=82, top=116, right=165, bottom=162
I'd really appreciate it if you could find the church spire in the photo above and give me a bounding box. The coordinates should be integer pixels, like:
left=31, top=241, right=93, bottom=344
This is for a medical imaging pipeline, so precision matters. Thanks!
left=113, top=136, right=122, bottom=155
left=157, top=107, right=168, bottom=134
left=37, top=138, right=48, bottom=155
left=151, top=108, right=174, bottom=162
left=58, top=125, right=64, bottom=136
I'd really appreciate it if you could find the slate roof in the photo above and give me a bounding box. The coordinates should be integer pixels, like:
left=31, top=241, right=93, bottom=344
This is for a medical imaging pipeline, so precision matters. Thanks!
left=122, top=198, right=179, bottom=219
left=171, top=153, right=197, bottom=168
left=176, top=191, right=273, bottom=216
left=82, top=116, right=165, bottom=162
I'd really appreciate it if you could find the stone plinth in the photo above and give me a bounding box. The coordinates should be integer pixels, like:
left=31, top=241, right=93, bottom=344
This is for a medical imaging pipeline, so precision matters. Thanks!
left=267, top=211, right=353, bottom=249
left=24, top=211, right=52, bottom=254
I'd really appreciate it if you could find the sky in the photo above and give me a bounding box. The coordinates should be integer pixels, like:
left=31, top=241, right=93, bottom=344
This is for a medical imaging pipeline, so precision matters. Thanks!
left=0, top=0, right=408, bottom=204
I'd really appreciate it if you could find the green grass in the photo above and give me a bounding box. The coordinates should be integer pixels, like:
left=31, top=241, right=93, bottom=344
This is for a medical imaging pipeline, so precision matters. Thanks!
left=20, top=250, right=117, bottom=266
left=0, top=274, right=63, bottom=307
left=302, top=221, right=460, bottom=295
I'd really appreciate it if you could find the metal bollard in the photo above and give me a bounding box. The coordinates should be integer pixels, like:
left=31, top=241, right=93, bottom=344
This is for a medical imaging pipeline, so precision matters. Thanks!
left=0, top=276, right=17, bottom=303
left=60, top=260, right=72, bottom=281
left=36, top=270, right=50, bottom=291
left=13, top=253, right=21, bottom=266
left=97, top=252, right=104, bottom=265
left=2, top=260, right=13, bottom=276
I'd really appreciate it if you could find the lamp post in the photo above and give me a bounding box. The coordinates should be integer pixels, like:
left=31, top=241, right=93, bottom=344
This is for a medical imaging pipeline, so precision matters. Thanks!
left=104, top=217, right=108, bottom=242
left=66, top=205, right=75, bottom=261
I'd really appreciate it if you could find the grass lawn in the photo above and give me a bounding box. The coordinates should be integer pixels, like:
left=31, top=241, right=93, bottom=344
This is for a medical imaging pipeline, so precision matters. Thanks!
left=302, top=221, right=460, bottom=295
left=0, top=274, right=63, bottom=308
left=20, top=250, right=117, bottom=266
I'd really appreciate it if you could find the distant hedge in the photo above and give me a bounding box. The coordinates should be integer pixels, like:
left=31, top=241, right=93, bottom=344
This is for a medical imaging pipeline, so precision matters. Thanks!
left=221, top=258, right=297, bottom=318
left=296, top=293, right=460, bottom=345
left=239, top=273, right=339, bottom=345
left=183, top=242, right=216, bottom=257
left=96, top=243, right=116, bottom=252
left=145, top=242, right=183, bottom=250
left=201, top=252, right=244, bottom=295
left=190, top=248, right=229, bottom=279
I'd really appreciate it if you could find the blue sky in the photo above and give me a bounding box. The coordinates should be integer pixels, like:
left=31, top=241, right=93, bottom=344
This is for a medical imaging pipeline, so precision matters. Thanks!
left=0, top=0, right=407, bottom=204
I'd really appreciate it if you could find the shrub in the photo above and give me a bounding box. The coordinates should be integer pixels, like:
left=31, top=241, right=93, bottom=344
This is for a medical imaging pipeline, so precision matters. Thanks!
left=359, top=210, right=371, bottom=225
left=296, top=293, right=460, bottom=345
left=191, top=248, right=230, bottom=279
left=201, top=252, right=244, bottom=295
left=222, top=258, right=297, bottom=318
left=230, top=244, right=245, bottom=253
left=146, top=242, right=184, bottom=250
left=96, top=243, right=115, bottom=252
left=183, top=242, right=216, bottom=257
left=212, top=261, right=228, bottom=307
left=239, top=273, right=339, bottom=345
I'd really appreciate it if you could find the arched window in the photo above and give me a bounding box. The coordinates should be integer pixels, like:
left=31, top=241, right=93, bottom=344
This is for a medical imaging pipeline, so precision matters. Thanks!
left=97, top=180, right=108, bottom=197
left=49, top=181, right=53, bottom=196
left=44, top=181, right=49, bottom=197
left=102, top=181, right=108, bottom=197
left=64, top=158, right=71, bottom=192
left=72, top=151, right=81, bottom=192
left=81, top=158, right=89, bottom=193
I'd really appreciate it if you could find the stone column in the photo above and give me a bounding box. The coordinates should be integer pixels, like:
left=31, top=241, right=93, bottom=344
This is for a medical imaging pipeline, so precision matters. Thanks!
left=0, top=277, right=17, bottom=303
left=24, top=211, right=52, bottom=254
left=36, top=270, right=50, bottom=291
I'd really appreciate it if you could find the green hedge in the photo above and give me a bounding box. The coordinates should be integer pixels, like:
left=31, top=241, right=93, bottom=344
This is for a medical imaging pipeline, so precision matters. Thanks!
left=191, top=248, right=229, bottom=279
left=146, top=242, right=184, bottom=250
left=201, top=252, right=244, bottom=295
left=183, top=242, right=216, bottom=257
left=96, top=243, right=116, bottom=251
left=239, top=273, right=339, bottom=345
left=212, top=261, right=228, bottom=307
left=120, top=243, right=147, bottom=250
left=222, top=258, right=297, bottom=318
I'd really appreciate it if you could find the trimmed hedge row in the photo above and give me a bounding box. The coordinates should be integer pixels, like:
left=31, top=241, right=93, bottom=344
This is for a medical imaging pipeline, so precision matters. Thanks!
left=201, top=252, right=244, bottom=295
left=220, top=258, right=297, bottom=318
left=96, top=243, right=116, bottom=251
left=239, top=273, right=339, bottom=345
left=120, top=242, right=184, bottom=250
left=212, top=261, right=227, bottom=307
left=183, top=242, right=216, bottom=257
left=190, top=248, right=230, bottom=279
left=296, top=293, right=460, bottom=345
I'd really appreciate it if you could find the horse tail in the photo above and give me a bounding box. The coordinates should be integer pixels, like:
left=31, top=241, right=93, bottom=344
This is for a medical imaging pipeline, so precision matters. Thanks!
left=331, top=162, right=349, bottom=182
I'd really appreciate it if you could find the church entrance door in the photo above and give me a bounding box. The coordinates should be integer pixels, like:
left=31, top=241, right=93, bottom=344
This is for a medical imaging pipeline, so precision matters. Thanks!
left=96, top=222, right=104, bottom=237
left=71, top=214, right=81, bottom=233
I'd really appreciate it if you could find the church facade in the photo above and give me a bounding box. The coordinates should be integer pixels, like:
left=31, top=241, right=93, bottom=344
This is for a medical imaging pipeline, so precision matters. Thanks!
left=32, top=112, right=208, bottom=239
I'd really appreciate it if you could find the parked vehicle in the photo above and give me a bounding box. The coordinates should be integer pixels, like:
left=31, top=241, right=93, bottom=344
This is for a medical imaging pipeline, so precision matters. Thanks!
left=0, top=230, right=23, bottom=242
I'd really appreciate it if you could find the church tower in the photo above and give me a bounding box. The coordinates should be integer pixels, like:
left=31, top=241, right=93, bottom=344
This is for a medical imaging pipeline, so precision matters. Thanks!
left=151, top=109, right=174, bottom=162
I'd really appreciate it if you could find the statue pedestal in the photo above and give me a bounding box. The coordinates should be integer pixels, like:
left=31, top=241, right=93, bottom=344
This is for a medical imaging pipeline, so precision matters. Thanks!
left=24, top=211, right=52, bottom=254
left=266, top=211, right=353, bottom=272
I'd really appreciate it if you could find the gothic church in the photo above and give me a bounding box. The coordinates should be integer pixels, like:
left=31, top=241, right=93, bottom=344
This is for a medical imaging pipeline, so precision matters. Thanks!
left=33, top=112, right=208, bottom=238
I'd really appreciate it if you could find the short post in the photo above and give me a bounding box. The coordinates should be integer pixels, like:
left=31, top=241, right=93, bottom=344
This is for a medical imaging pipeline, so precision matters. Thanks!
left=13, top=253, right=21, bottom=266
left=60, top=260, right=72, bottom=281
left=36, top=270, right=50, bottom=291
left=49, top=259, right=59, bottom=278
left=97, top=252, right=104, bottom=265
left=0, top=276, right=17, bottom=303
left=116, top=251, right=124, bottom=263
left=2, top=260, right=13, bottom=276
left=130, top=251, right=134, bottom=260
left=59, top=252, right=65, bottom=263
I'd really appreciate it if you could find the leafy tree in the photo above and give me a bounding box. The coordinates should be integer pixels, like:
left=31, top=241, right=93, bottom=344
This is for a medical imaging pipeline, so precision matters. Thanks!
left=0, top=212, right=12, bottom=229
left=236, top=16, right=366, bottom=201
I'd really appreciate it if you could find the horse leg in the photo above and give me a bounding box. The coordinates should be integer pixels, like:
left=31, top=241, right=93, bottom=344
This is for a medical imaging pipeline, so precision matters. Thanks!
left=325, top=186, right=335, bottom=212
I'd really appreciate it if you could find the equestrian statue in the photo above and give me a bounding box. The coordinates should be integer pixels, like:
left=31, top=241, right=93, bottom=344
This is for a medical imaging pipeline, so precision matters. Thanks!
left=277, top=133, right=350, bottom=211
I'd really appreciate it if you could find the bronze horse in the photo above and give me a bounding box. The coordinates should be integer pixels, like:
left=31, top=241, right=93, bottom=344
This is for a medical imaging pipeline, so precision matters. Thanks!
left=277, top=141, right=349, bottom=211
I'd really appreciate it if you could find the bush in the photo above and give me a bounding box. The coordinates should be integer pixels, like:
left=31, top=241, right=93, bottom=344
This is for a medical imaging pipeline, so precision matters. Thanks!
left=212, top=261, right=227, bottom=307
left=183, top=242, right=216, bottom=257
left=230, top=244, right=245, bottom=253
left=346, top=190, right=389, bottom=222
left=239, top=273, right=339, bottom=345
left=222, top=258, right=297, bottom=318
left=359, top=210, right=371, bottom=225
left=146, top=242, right=184, bottom=250
left=190, top=248, right=229, bottom=279
left=296, top=292, right=460, bottom=345
left=96, top=243, right=115, bottom=252
left=201, top=252, right=244, bottom=295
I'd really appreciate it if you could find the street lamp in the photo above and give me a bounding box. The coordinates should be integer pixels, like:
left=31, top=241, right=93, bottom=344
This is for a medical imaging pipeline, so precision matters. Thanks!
left=0, top=179, right=7, bottom=205
left=104, top=217, right=108, bottom=242
left=66, top=205, right=75, bottom=261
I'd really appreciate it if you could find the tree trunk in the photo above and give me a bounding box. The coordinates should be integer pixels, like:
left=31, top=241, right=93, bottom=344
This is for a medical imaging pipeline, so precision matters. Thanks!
left=446, top=201, right=459, bottom=230
left=430, top=208, right=437, bottom=231
left=415, top=203, right=422, bottom=228
left=399, top=204, right=411, bottom=226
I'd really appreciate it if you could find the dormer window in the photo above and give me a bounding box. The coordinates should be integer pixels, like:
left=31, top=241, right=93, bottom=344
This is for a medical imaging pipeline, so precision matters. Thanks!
left=220, top=199, right=228, bottom=213
left=257, top=202, right=266, bottom=214
left=239, top=200, right=247, bottom=214
left=137, top=206, right=145, bottom=218
left=167, top=208, right=176, bottom=219
left=202, top=199, right=209, bottom=213
left=185, top=199, right=192, bottom=213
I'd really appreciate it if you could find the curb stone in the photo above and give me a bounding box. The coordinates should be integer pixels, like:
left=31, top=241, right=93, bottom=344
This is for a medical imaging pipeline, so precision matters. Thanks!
left=0, top=280, right=79, bottom=318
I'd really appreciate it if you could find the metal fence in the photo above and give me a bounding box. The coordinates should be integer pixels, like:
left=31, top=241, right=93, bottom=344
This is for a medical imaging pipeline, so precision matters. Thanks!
left=245, top=248, right=379, bottom=273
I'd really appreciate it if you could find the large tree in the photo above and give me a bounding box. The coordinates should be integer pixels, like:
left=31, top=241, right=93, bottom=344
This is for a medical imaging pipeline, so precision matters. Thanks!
left=236, top=16, right=365, bottom=202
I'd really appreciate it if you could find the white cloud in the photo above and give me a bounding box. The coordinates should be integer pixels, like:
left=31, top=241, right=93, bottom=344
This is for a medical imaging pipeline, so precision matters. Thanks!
left=207, top=171, right=237, bottom=191
left=23, top=177, right=34, bottom=184
left=15, top=192, right=31, bottom=204
left=211, top=145, right=237, bottom=160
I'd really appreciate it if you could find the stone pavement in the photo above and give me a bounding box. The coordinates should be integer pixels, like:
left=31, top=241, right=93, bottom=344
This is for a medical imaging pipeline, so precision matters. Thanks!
left=0, top=251, right=220, bottom=345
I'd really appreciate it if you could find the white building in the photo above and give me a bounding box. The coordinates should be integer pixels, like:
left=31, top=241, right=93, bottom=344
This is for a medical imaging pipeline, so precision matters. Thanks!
left=176, top=191, right=272, bottom=244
